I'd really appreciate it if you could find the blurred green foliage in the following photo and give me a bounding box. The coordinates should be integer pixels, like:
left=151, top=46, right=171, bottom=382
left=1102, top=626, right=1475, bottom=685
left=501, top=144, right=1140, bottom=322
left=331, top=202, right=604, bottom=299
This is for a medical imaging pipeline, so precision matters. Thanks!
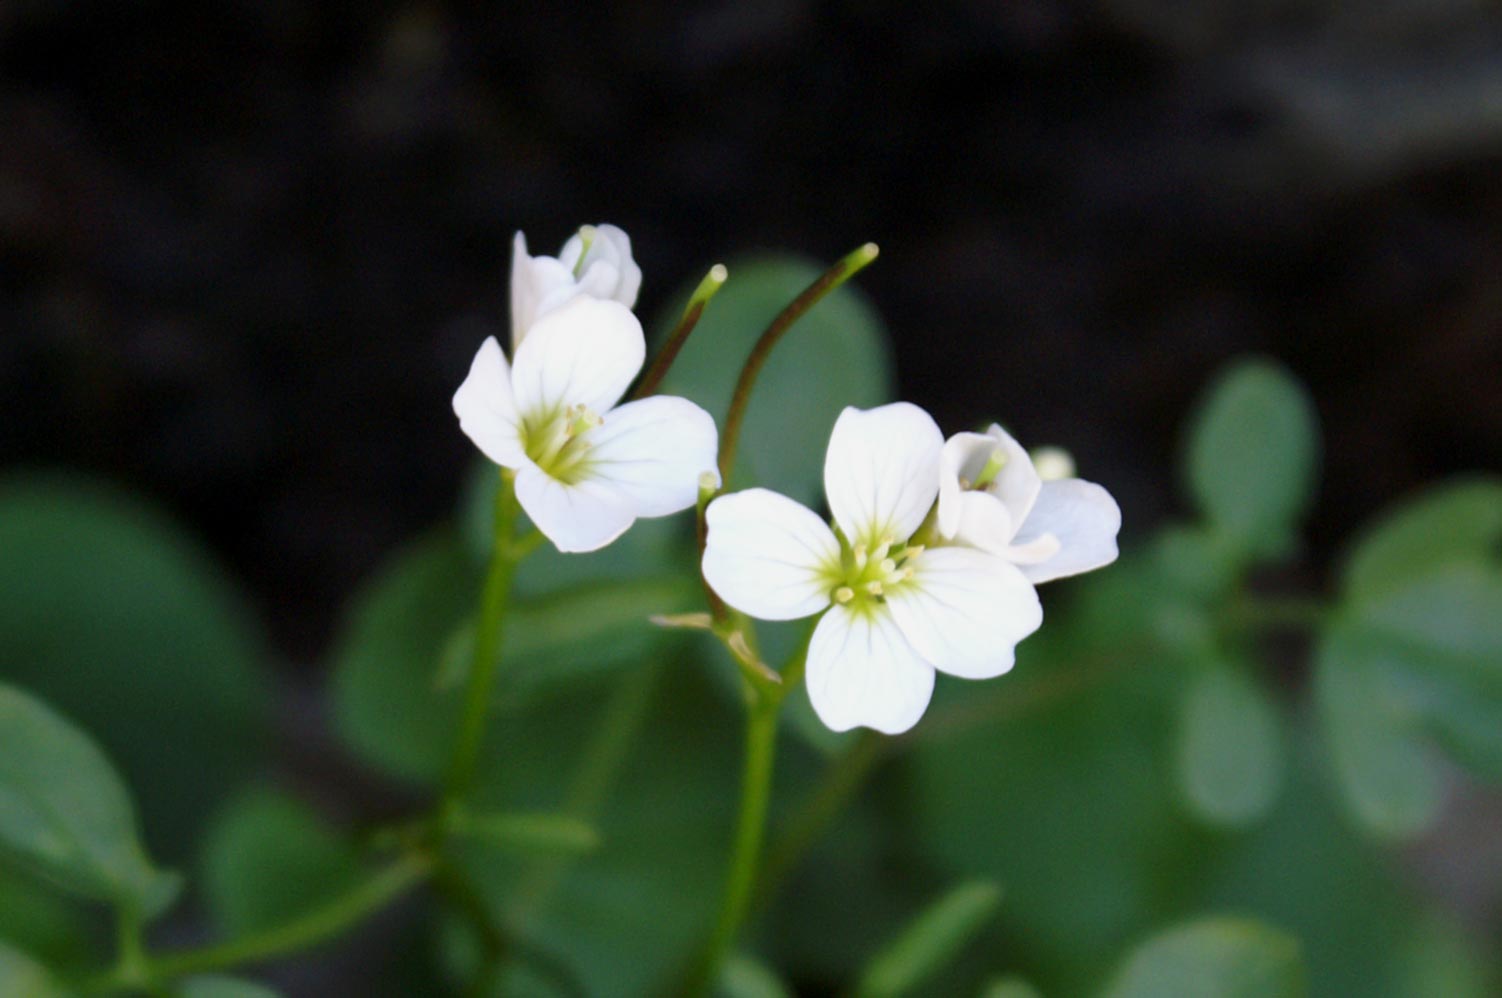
left=0, top=257, right=1497, bottom=996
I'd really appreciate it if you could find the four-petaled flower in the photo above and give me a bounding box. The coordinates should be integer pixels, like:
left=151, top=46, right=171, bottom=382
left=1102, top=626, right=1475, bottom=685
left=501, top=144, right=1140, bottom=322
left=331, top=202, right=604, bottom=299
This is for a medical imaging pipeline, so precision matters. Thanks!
left=511, top=224, right=642, bottom=347
left=453, top=296, right=718, bottom=553
left=937, top=424, right=1120, bottom=583
left=702, top=403, right=1047, bottom=734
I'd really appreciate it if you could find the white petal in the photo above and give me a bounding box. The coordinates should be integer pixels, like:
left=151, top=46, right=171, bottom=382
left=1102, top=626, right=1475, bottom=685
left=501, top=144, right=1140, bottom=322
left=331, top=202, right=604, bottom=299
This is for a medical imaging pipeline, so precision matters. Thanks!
left=806, top=604, right=935, bottom=734
left=584, top=396, right=719, bottom=517
left=702, top=489, right=839, bottom=621
left=560, top=223, right=642, bottom=309
left=885, top=546, right=1042, bottom=680
left=982, top=423, right=1042, bottom=531
left=510, top=298, right=645, bottom=417
left=824, top=403, right=944, bottom=547
left=1013, top=479, right=1122, bottom=584
left=452, top=336, right=525, bottom=467
left=938, top=431, right=995, bottom=538
left=509, top=232, right=578, bottom=347
left=514, top=462, right=636, bottom=553
left=949, top=490, right=1017, bottom=556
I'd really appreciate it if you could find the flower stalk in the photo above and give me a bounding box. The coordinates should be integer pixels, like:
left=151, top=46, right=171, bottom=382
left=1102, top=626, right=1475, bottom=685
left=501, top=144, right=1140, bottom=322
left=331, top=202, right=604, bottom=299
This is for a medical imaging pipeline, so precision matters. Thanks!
left=632, top=263, right=729, bottom=401
left=444, top=468, right=525, bottom=807
left=716, top=243, right=879, bottom=483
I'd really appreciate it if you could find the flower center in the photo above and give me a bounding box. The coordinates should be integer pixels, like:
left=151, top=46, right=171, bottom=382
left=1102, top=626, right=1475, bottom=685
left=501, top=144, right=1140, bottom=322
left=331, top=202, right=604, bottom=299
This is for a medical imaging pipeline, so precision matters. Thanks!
left=523, top=403, right=601, bottom=483
left=829, top=533, right=923, bottom=612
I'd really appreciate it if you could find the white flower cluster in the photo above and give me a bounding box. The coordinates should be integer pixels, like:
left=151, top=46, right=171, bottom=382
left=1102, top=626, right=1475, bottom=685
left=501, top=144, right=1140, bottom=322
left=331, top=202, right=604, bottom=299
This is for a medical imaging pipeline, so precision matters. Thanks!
left=703, top=403, right=1120, bottom=734
left=454, top=224, right=1120, bottom=733
left=453, top=224, right=719, bottom=553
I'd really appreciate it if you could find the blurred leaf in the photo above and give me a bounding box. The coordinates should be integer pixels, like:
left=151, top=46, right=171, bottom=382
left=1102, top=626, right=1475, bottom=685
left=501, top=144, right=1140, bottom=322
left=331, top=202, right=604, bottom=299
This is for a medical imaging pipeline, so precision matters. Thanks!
left=442, top=577, right=701, bottom=704
left=908, top=653, right=1179, bottom=994
left=333, top=527, right=695, bottom=786
left=448, top=811, right=599, bottom=857
left=720, top=954, right=793, bottom=998
left=0, top=940, right=69, bottom=998
left=1331, top=479, right=1502, bottom=793
left=177, top=976, right=283, bottom=998
left=0, top=683, right=180, bottom=917
left=0, top=475, right=270, bottom=859
left=1313, top=631, right=1442, bottom=840
left=855, top=880, right=1002, bottom=998
left=655, top=254, right=894, bottom=508
left=1175, top=662, right=1284, bottom=827
left=1101, top=917, right=1305, bottom=998
left=1183, top=359, right=1318, bottom=556
left=1191, top=756, right=1479, bottom=997
left=1395, top=914, right=1497, bottom=998
left=1340, top=478, right=1502, bottom=604
left=198, top=787, right=361, bottom=935
left=331, top=529, right=478, bottom=784
left=452, top=665, right=797, bottom=996
left=0, top=866, right=96, bottom=969
left=982, top=978, right=1044, bottom=998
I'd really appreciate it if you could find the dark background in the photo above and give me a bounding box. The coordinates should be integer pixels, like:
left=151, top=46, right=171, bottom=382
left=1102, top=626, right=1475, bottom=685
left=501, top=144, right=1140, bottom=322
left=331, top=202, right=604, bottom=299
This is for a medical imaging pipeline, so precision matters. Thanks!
left=3, top=0, right=1500, bottom=664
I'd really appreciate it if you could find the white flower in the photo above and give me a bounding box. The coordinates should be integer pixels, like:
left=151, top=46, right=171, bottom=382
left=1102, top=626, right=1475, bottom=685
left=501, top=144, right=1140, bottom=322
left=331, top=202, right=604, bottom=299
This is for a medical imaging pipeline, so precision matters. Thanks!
left=702, top=402, right=1043, bottom=735
left=453, top=297, right=718, bottom=553
left=937, top=425, right=1121, bottom=583
left=510, top=224, right=643, bottom=346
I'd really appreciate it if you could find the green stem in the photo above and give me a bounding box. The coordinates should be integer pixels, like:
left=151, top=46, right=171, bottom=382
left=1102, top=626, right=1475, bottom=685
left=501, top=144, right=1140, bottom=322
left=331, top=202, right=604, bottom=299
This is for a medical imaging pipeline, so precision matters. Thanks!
left=683, top=690, right=783, bottom=996
left=444, top=470, right=524, bottom=805
left=143, top=854, right=431, bottom=982
left=632, top=264, right=728, bottom=400
left=716, top=242, right=879, bottom=483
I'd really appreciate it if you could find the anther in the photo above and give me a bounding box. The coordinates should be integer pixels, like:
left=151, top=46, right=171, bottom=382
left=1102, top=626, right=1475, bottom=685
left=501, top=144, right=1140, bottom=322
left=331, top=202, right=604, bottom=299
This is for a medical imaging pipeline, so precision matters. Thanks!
left=834, top=586, right=855, bottom=604
left=865, top=580, right=884, bottom=596
left=853, top=544, right=868, bottom=570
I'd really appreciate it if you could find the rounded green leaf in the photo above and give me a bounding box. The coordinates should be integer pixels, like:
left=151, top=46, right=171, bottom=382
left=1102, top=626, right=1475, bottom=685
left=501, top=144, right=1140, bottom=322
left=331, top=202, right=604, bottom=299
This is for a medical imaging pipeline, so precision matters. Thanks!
left=1314, top=631, right=1443, bottom=840
left=654, top=254, right=894, bottom=508
left=0, top=683, right=178, bottom=916
left=0, top=941, right=69, bottom=998
left=1341, top=478, right=1502, bottom=604
left=198, top=787, right=362, bottom=935
left=856, top=881, right=1002, bottom=998
left=1103, top=917, right=1306, bottom=998
left=0, top=474, right=270, bottom=859
left=178, top=975, right=283, bottom=998
left=982, top=979, right=1044, bottom=998
left=331, top=529, right=479, bottom=784
left=721, top=954, right=794, bottom=998
left=1175, top=663, right=1285, bottom=827
left=1183, top=359, right=1319, bottom=553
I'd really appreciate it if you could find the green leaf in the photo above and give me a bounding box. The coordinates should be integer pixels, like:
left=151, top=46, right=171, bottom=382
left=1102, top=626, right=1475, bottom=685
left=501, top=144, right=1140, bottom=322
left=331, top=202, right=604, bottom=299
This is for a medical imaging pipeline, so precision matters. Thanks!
left=1340, top=478, right=1502, bottom=604
left=1175, top=662, right=1284, bottom=827
left=0, top=940, right=69, bottom=998
left=447, top=811, right=600, bottom=857
left=856, top=880, right=1002, bottom=998
left=0, top=866, right=94, bottom=969
left=1183, top=359, right=1319, bottom=555
left=981, top=978, right=1044, bottom=998
left=720, top=954, right=794, bottom=998
left=177, top=975, right=283, bottom=998
left=198, top=787, right=362, bottom=936
left=1102, top=917, right=1306, bottom=998
left=1331, top=478, right=1502, bottom=793
left=331, top=529, right=480, bottom=784
left=0, top=475, right=271, bottom=859
left=0, top=683, right=179, bottom=917
left=333, top=526, right=695, bottom=786
left=1313, top=631, right=1442, bottom=840
left=654, top=254, right=894, bottom=508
